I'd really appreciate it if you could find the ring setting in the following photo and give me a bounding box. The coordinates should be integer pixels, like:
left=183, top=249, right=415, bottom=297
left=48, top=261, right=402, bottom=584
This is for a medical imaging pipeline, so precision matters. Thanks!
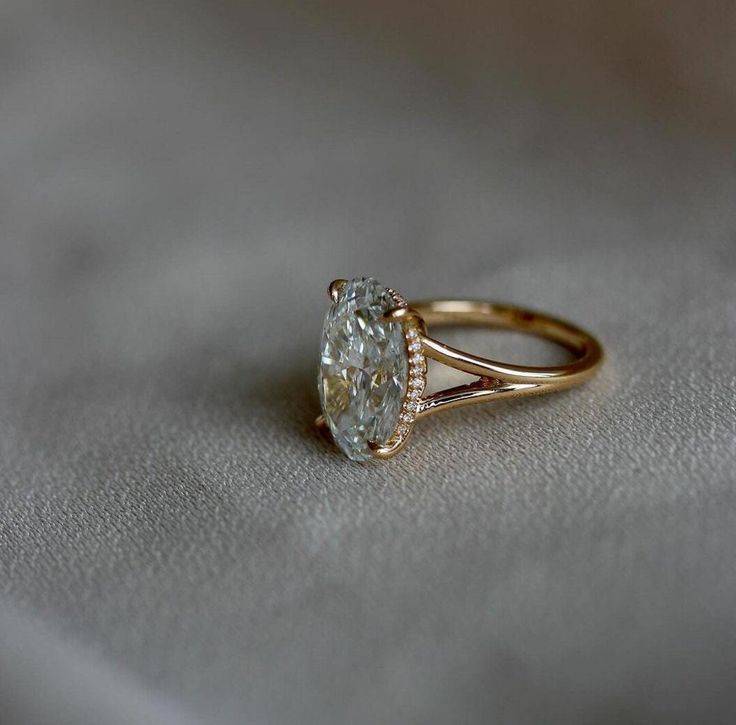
left=317, top=277, right=603, bottom=461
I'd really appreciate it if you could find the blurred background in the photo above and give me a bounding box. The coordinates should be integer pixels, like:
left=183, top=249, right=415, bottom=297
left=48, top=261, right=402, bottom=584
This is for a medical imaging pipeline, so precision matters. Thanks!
left=1, top=1, right=735, bottom=724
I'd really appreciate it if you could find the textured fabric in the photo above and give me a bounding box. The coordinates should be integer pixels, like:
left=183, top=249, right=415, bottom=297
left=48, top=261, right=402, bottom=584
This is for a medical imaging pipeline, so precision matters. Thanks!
left=1, top=2, right=736, bottom=724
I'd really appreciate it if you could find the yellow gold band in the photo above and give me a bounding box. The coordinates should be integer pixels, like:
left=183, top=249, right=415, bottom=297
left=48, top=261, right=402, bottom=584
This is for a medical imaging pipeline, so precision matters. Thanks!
left=411, top=299, right=604, bottom=419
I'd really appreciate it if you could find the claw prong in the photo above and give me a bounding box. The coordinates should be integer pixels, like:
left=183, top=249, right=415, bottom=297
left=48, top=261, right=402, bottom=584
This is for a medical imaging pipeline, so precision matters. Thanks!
left=383, top=307, right=418, bottom=322
left=368, top=434, right=410, bottom=460
left=383, top=306, right=427, bottom=334
left=328, top=279, right=348, bottom=304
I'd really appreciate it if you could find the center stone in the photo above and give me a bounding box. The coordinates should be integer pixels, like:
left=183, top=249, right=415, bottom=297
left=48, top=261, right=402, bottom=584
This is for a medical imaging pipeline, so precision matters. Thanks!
left=318, top=278, right=409, bottom=461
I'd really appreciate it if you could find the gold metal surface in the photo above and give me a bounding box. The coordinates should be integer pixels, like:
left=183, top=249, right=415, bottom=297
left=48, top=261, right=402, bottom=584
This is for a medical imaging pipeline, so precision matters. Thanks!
left=412, top=299, right=603, bottom=420
left=328, top=278, right=348, bottom=304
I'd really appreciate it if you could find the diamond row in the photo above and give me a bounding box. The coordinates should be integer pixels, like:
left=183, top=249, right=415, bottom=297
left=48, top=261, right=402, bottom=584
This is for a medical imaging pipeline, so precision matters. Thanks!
left=393, top=323, right=426, bottom=441
left=386, top=288, right=408, bottom=309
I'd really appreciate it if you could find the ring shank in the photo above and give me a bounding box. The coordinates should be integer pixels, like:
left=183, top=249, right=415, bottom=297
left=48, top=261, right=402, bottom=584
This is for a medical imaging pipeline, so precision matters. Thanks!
left=409, top=300, right=603, bottom=417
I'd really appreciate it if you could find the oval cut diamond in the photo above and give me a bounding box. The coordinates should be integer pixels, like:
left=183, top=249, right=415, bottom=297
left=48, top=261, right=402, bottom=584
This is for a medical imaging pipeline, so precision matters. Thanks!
left=318, top=278, right=409, bottom=461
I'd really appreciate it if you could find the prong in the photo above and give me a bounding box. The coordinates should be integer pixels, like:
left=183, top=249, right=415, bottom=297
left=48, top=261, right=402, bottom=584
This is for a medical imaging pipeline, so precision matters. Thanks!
left=368, top=434, right=410, bottom=460
left=328, top=279, right=348, bottom=304
left=383, top=306, right=418, bottom=323
left=383, top=306, right=428, bottom=334
left=315, top=414, right=328, bottom=430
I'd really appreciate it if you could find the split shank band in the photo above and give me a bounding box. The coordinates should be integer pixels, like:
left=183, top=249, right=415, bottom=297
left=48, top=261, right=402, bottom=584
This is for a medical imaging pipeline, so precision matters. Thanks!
left=411, top=299, right=603, bottom=418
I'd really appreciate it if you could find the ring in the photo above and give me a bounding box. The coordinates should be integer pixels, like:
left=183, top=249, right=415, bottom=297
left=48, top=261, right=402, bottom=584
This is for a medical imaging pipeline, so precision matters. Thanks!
left=317, top=277, right=604, bottom=461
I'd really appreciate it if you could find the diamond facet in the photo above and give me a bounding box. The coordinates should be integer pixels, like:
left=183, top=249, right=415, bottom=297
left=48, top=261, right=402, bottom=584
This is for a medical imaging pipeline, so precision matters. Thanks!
left=318, top=278, right=409, bottom=461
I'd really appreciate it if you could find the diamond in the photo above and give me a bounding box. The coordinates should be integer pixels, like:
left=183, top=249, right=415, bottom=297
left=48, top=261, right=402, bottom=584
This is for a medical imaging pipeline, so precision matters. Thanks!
left=318, top=278, right=409, bottom=461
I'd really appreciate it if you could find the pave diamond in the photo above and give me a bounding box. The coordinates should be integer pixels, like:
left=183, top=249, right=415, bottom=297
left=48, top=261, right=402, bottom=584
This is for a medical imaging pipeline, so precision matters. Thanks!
left=318, top=278, right=409, bottom=461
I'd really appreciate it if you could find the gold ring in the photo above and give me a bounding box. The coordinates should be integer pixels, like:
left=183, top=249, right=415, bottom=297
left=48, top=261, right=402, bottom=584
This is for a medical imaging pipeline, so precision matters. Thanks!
left=317, top=277, right=604, bottom=461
